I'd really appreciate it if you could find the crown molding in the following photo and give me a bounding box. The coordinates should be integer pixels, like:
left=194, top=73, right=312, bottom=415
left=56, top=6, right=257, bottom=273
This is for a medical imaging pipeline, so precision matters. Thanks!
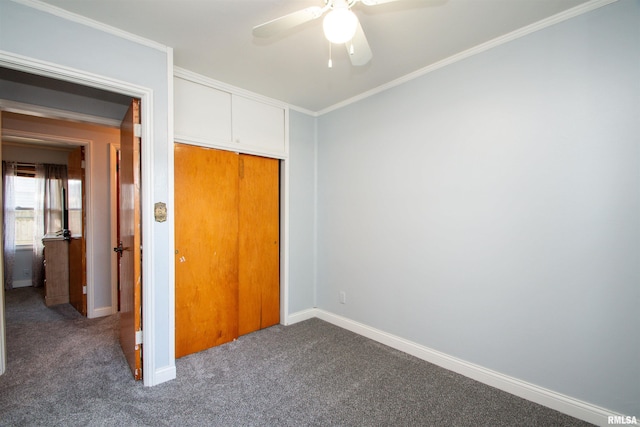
left=317, top=0, right=618, bottom=116
left=10, top=0, right=169, bottom=53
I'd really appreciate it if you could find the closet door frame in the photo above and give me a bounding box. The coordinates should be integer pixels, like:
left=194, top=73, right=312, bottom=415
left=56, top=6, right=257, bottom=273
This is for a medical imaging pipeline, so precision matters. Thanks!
left=172, top=136, right=290, bottom=330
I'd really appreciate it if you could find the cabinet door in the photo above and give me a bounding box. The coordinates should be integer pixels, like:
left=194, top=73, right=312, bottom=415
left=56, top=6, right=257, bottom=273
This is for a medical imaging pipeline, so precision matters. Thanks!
left=174, top=77, right=232, bottom=145
left=232, top=95, right=285, bottom=154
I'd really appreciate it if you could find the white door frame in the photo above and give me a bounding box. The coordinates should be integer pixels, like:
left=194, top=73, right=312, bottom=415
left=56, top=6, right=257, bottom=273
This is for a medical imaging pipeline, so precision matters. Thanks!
left=1, top=127, right=93, bottom=309
left=0, top=51, right=157, bottom=385
left=0, top=111, right=4, bottom=376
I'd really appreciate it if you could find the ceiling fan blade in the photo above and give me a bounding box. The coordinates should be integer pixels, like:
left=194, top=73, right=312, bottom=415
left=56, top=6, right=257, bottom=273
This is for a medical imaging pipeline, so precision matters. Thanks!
left=252, top=6, right=325, bottom=38
left=346, top=19, right=372, bottom=66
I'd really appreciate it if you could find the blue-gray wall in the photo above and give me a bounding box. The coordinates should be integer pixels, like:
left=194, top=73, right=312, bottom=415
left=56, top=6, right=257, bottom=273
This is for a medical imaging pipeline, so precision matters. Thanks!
left=2, top=0, right=638, bottom=416
left=316, top=0, right=639, bottom=416
left=288, top=110, right=317, bottom=313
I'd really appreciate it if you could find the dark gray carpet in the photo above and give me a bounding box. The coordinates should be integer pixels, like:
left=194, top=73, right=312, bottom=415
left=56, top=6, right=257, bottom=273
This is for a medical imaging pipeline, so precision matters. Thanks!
left=0, top=287, right=592, bottom=426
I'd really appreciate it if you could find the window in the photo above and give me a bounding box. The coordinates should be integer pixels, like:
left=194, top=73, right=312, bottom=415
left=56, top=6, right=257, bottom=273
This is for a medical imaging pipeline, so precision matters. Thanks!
left=14, top=175, right=36, bottom=246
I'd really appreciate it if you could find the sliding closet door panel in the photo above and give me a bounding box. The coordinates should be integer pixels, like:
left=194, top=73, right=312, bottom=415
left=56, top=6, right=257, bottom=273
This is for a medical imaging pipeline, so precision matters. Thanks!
left=238, top=154, right=280, bottom=336
left=174, top=143, right=239, bottom=358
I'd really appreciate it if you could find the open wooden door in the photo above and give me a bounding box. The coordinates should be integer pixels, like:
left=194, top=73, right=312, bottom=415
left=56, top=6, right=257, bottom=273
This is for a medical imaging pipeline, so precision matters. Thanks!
left=67, top=146, right=86, bottom=316
left=117, top=99, right=142, bottom=380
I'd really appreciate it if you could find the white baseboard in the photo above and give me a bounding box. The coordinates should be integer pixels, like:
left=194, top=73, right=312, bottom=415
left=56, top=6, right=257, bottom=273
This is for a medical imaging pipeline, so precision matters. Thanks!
left=153, top=365, right=176, bottom=386
left=287, top=308, right=620, bottom=426
left=285, top=308, right=317, bottom=325
left=12, top=280, right=32, bottom=288
left=90, top=306, right=113, bottom=319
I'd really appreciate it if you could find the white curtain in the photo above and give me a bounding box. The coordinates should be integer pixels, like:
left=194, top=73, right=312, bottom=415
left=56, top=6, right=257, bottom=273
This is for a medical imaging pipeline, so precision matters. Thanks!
left=32, top=163, right=68, bottom=288
left=2, top=161, right=17, bottom=291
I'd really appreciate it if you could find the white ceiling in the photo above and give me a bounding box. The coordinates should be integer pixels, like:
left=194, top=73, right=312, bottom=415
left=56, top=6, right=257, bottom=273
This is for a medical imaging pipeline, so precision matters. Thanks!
left=37, top=0, right=591, bottom=113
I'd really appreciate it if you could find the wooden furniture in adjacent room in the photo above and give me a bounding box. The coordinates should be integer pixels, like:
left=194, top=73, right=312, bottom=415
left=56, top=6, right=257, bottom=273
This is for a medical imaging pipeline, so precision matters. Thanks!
left=42, top=235, right=69, bottom=307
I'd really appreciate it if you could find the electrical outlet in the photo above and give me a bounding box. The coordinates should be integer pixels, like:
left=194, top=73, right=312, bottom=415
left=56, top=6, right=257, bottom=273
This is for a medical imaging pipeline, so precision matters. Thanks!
left=339, top=291, right=346, bottom=304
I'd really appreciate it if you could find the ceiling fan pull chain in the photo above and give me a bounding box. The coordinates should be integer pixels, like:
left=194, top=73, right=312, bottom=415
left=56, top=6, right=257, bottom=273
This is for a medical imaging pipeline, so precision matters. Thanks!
left=349, top=43, right=355, bottom=55
left=328, top=42, right=333, bottom=68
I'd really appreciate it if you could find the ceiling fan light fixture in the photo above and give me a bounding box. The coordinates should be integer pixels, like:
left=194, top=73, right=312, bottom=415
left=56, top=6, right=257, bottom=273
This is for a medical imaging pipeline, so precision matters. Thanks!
left=323, top=7, right=358, bottom=44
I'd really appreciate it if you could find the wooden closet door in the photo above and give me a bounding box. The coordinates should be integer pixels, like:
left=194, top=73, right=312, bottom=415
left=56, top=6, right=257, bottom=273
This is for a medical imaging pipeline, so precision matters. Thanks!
left=174, top=143, right=239, bottom=358
left=238, top=154, right=280, bottom=336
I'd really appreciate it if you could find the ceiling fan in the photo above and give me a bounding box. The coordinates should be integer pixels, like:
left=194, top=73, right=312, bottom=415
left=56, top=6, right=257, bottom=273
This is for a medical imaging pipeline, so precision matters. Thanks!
left=252, top=0, right=412, bottom=67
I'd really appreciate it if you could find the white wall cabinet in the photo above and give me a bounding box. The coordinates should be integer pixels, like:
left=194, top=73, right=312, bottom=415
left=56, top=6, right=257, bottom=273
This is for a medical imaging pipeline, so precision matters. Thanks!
left=174, top=77, right=232, bottom=146
left=232, top=94, right=285, bottom=154
left=174, top=75, right=287, bottom=158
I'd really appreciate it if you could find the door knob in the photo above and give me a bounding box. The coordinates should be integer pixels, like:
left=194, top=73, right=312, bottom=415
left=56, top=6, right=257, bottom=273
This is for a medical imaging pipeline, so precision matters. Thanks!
left=114, top=241, right=124, bottom=255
